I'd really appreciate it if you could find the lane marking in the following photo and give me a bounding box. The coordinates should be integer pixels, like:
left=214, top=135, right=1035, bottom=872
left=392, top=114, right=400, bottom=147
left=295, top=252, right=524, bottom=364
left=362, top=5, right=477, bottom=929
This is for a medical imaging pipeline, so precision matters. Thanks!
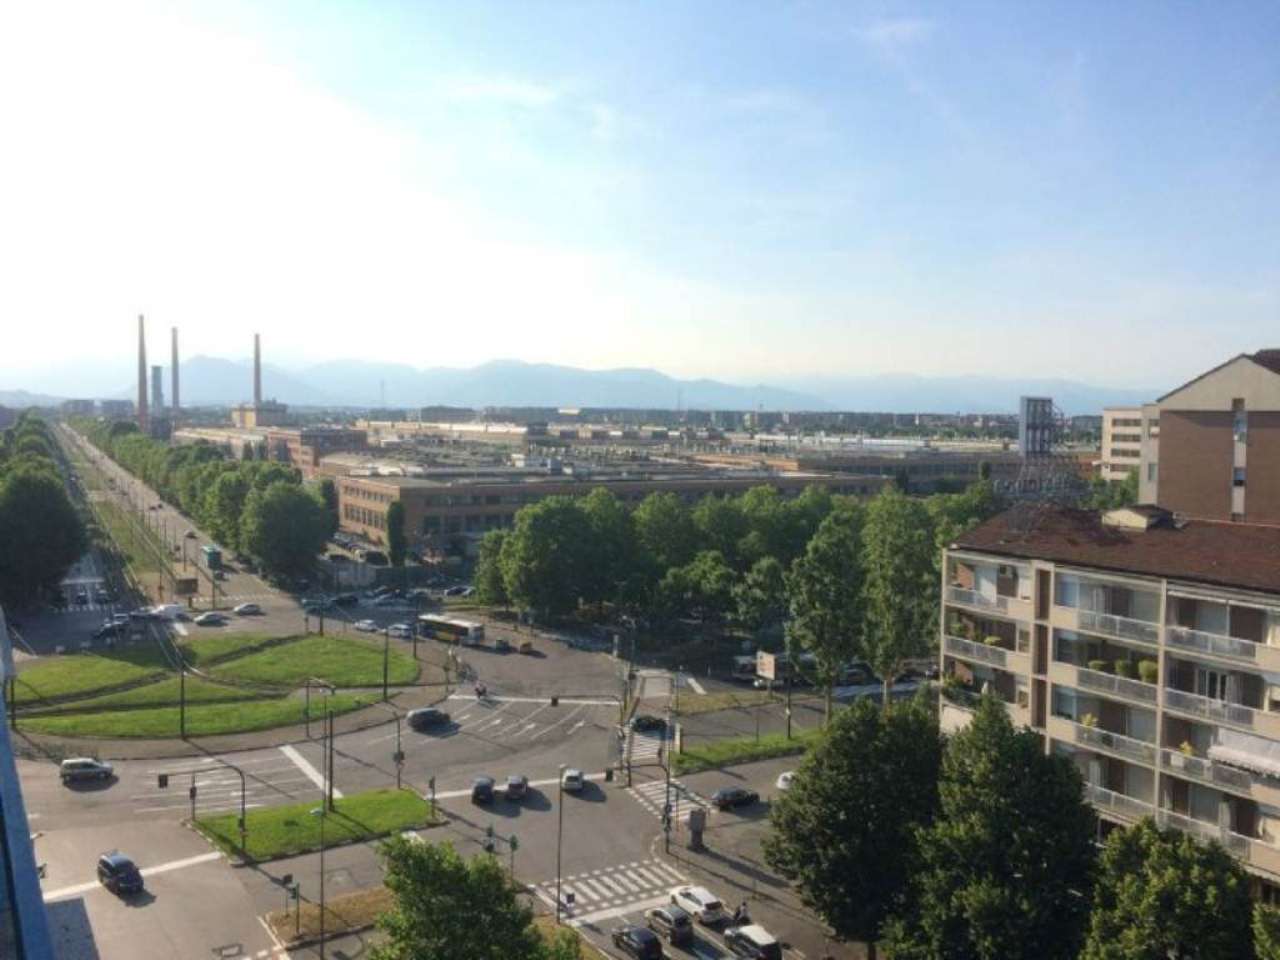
left=567, top=893, right=670, bottom=928
left=279, top=745, right=343, bottom=799
left=685, top=677, right=706, bottom=695
left=446, top=694, right=616, bottom=706
left=527, top=704, right=587, bottom=740
left=43, top=851, right=222, bottom=902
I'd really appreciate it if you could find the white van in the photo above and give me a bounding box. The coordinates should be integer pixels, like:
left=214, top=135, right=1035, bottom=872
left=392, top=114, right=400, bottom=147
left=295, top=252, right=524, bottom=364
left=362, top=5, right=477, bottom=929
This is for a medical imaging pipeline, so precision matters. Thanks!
left=150, top=604, right=186, bottom=621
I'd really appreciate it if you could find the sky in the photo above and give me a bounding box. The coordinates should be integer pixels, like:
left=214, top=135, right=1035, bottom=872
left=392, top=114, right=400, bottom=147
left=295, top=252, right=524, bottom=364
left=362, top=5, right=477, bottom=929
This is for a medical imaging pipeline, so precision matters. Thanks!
left=0, top=1, right=1277, bottom=395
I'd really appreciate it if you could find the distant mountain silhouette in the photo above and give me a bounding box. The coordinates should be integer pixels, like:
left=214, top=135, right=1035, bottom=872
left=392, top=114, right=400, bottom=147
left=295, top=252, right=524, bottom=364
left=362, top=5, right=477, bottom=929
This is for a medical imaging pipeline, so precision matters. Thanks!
left=0, top=388, right=67, bottom=408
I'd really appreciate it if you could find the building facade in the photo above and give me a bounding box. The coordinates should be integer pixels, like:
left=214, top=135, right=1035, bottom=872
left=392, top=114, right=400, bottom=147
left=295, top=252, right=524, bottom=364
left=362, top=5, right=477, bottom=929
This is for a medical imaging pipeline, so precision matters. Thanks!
left=940, top=505, right=1280, bottom=889
left=263, top=427, right=366, bottom=479
left=1101, top=406, right=1145, bottom=481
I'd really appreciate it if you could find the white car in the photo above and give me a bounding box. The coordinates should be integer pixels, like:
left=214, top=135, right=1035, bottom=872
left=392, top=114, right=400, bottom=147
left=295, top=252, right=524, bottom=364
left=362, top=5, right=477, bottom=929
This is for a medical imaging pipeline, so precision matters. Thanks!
left=388, top=623, right=413, bottom=639
left=233, top=602, right=262, bottom=616
left=354, top=619, right=379, bottom=633
left=670, top=885, right=725, bottom=925
left=561, top=768, right=585, bottom=793
left=775, top=771, right=796, bottom=791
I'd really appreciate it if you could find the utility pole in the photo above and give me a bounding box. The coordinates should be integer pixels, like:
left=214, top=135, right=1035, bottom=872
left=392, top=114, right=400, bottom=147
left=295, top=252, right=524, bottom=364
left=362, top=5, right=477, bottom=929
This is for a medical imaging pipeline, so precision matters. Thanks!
left=179, top=654, right=186, bottom=739
left=311, top=807, right=327, bottom=960
left=327, top=708, right=336, bottom=812
left=382, top=628, right=390, bottom=701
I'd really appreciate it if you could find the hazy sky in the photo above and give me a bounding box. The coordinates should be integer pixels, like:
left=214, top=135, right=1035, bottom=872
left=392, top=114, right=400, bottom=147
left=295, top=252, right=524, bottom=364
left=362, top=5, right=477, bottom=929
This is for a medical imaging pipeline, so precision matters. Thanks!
left=1, top=1, right=1277, bottom=392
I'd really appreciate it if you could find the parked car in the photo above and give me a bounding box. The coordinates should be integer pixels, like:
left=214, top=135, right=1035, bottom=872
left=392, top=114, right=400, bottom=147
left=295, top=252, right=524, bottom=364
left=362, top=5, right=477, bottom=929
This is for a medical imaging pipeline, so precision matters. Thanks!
left=611, top=926, right=663, bottom=960
left=561, top=768, right=585, bottom=793
left=711, top=786, right=759, bottom=811
left=193, top=612, right=228, bottom=626
left=388, top=623, right=413, bottom=639
left=60, top=758, right=114, bottom=784
left=471, top=776, right=495, bottom=804
left=97, top=852, right=144, bottom=895
left=233, top=602, right=262, bottom=616
left=334, top=593, right=360, bottom=607
left=374, top=596, right=403, bottom=608
left=775, top=771, right=796, bottom=792
left=630, top=714, right=667, bottom=733
left=670, top=885, right=725, bottom=925
left=724, top=924, right=782, bottom=960
left=505, top=775, right=528, bottom=801
left=645, top=905, right=694, bottom=946
left=407, top=708, right=450, bottom=731
left=302, top=597, right=333, bottom=611
left=354, top=619, right=378, bottom=632
left=443, top=585, right=467, bottom=597
left=129, top=607, right=159, bottom=621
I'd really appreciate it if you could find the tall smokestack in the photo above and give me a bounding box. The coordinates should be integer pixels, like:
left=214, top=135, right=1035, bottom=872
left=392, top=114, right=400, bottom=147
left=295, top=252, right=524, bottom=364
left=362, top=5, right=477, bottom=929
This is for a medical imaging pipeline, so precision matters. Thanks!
left=137, top=314, right=149, bottom=431
left=151, top=365, right=164, bottom=411
left=253, top=333, right=262, bottom=409
left=171, top=327, right=180, bottom=414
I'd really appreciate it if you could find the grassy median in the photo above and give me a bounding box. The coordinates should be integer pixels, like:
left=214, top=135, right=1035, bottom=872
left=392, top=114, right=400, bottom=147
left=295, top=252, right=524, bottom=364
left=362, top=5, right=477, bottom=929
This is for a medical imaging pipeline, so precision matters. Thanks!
left=209, top=634, right=420, bottom=687
left=197, top=787, right=438, bottom=861
left=24, top=675, right=264, bottom=712
left=12, top=644, right=170, bottom=706
left=673, top=727, right=823, bottom=774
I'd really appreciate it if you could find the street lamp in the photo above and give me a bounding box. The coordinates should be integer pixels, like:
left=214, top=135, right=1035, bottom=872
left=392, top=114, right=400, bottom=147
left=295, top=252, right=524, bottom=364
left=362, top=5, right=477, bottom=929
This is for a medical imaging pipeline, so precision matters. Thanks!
left=556, top=763, right=566, bottom=924
left=310, top=807, right=327, bottom=960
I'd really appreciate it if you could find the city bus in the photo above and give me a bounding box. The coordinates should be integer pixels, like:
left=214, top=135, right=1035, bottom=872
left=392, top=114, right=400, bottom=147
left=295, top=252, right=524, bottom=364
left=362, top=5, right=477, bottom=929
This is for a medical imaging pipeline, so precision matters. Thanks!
left=417, top=614, right=485, bottom=646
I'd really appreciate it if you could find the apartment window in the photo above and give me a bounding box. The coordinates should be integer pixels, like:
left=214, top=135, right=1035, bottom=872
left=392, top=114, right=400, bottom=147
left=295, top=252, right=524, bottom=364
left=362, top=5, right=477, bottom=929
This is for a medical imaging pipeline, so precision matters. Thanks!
left=1233, top=399, right=1248, bottom=440
left=1234, top=467, right=1246, bottom=487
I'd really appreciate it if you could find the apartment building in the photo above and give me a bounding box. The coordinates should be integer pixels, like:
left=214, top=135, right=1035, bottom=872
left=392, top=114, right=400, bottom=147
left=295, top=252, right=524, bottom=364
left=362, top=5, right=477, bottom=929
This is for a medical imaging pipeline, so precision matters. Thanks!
left=940, top=504, right=1280, bottom=888
left=1140, top=350, right=1280, bottom=522
left=1101, top=406, right=1145, bottom=481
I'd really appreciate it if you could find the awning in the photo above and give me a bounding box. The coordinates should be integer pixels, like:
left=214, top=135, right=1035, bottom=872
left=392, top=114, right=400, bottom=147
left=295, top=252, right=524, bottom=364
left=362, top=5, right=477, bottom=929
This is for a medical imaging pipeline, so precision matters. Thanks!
left=1209, top=728, right=1280, bottom=780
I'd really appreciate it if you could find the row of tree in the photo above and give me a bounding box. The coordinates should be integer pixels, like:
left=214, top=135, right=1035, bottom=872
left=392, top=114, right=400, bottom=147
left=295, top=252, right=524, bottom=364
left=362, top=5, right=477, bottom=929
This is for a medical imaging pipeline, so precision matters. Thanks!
left=768, top=694, right=1274, bottom=960
left=76, top=419, right=336, bottom=579
left=0, top=414, right=87, bottom=608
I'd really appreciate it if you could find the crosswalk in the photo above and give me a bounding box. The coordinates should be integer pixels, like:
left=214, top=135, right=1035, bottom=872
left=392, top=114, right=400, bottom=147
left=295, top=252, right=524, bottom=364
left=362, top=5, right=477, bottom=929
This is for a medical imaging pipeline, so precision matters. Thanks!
left=628, top=728, right=667, bottom=765
left=532, top=858, right=686, bottom=917
left=133, top=749, right=327, bottom=816
left=627, top=777, right=709, bottom=822
left=365, top=696, right=605, bottom=751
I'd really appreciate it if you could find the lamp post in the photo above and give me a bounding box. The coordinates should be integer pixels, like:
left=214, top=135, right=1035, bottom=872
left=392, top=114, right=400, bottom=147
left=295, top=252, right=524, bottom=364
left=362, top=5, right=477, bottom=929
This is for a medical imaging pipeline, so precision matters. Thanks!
left=370, top=702, right=404, bottom=790
left=383, top=627, right=390, bottom=702
left=310, top=807, right=327, bottom=960
left=556, top=763, right=566, bottom=924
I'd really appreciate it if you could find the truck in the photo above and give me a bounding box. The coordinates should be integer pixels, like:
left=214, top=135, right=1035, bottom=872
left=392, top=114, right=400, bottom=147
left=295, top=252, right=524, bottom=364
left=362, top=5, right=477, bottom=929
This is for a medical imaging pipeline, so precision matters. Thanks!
left=201, top=545, right=223, bottom=571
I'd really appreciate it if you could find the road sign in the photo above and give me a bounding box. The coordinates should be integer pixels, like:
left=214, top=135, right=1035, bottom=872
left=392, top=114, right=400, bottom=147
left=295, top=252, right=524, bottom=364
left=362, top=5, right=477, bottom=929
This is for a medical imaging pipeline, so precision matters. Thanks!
left=756, top=650, right=777, bottom=681
left=174, top=577, right=199, bottom=597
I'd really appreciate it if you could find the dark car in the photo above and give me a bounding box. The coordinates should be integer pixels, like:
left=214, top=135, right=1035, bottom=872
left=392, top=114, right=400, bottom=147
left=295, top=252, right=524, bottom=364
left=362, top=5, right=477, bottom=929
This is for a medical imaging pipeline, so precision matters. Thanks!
left=471, top=776, right=495, bottom=804
left=334, top=593, right=360, bottom=607
left=97, top=852, right=144, bottom=895
left=645, top=905, right=694, bottom=946
left=93, top=623, right=124, bottom=640
left=407, top=708, right=450, bottom=731
left=711, top=786, right=760, bottom=811
left=505, top=775, right=528, bottom=801
left=630, top=714, right=667, bottom=733
left=611, top=925, right=663, bottom=960
left=94, top=588, right=111, bottom=604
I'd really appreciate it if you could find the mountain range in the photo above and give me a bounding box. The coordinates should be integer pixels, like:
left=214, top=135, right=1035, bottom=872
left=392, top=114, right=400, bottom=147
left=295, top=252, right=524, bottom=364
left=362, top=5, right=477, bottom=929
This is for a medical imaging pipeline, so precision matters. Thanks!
left=3, top=358, right=1156, bottom=415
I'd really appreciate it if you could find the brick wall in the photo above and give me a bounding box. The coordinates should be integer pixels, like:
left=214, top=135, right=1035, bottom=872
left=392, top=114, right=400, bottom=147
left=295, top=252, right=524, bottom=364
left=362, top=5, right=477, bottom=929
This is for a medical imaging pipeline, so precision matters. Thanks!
left=1157, top=411, right=1232, bottom=520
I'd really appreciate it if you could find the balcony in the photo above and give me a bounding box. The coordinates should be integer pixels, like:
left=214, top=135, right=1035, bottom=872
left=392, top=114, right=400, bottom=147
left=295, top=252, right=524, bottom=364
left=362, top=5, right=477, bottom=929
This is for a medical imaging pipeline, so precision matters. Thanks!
left=1158, top=749, right=1280, bottom=809
left=1050, top=660, right=1158, bottom=705
left=1086, top=783, right=1152, bottom=823
left=946, top=586, right=1031, bottom=622
left=1048, top=715, right=1155, bottom=766
left=1077, top=610, right=1160, bottom=646
left=1165, top=626, right=1280, bottom=672
left=943, top=635, right=1030, bottom=675
left=1162, top=689, right=1280, bottom=739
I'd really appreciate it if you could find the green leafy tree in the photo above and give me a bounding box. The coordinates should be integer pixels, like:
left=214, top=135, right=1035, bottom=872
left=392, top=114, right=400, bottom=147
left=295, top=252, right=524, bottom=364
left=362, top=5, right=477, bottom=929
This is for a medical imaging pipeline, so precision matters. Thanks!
left=387, top=500, right=407, bottom=566
left=764, top=695, right=942, bottom=960
left=317, top=477, right=340, bottom=538
left=861, top=487, right=937, bottom=704
left=885, top=696, right=1096, bottom=960
left=203, top=470, right=250, bottom=551
left=579, top=487, right=639, bottom=605
left=0, top=462, right=87, bottom=607
left=734, top=556, right=787, bottom=634
left=473, top=529, right=509, bottom=607
left=500, top=497, right=592, bottom=619
left=660, top=549, right=737, bottom=624
left=693, top=494, right=749, bottom=569
left=238, top=481, right=329, bottom=577
left=371, top=836, right=546, bottom=960
left=1255, top=904, right=1280, bottom=960
left=1081, top=818, right=1252, bottom=960
left=633, top=491, right=698, bottom=572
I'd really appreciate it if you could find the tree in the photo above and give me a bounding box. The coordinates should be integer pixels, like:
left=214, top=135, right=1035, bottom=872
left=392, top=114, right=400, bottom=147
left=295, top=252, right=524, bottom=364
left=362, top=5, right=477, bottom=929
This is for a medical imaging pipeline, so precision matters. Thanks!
left=885, top=696, right=1096, bottom=960
left=633, top=492, right=698, bottom=572
left=734, top=556, right=787, bottom=635
left=693, top=494, right=749, bottom=569
left=318, top=477, right=340, bottom=538
left=473, top=529, right=509, bottom=607
left=0, top=462, right=87, bottom=607
left=1081, top=818, right=1252, bottom=960
left=861, top=487, right=937, bottom=705
left=579, top=487, right=639, bottom=605
left=203, top=470, right=250, bottom=551
left=660, top=550, right=737, bottom=624
left=238, top=481, right=330, bottom=578
left=764, top=695, right=941, bottom=960
left=786, top=506, right=865, bottom=722
left=500, top=497, right=592, bottom=619
left=387, top=500, right=407, bottom=566
left=371, top=836, right=546, bottom=960
left=1256, top=904, right=1280, bottom=960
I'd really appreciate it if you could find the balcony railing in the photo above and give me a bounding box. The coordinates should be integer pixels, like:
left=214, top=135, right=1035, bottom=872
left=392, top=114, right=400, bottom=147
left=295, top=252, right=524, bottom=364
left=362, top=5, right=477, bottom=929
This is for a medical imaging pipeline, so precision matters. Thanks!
left=940, top=685, right=983, bottom=710
left=1163, top=688, right=1259, bottom=729
left=1073, top=663, right=1158, bottom=704
left=1062, top=718, right=1156, bottom=766
left=947, top=586, right=1025, bottom=616
left=1165, top=626, right=1262, bottom=663
left=944, top=634, right=1009, bottom=668
left=1159, top=749, right=1253, bottom=792
left=1077, top=609, right=1160, bottom=646
left=1086, top=783, right=1152, bottom=821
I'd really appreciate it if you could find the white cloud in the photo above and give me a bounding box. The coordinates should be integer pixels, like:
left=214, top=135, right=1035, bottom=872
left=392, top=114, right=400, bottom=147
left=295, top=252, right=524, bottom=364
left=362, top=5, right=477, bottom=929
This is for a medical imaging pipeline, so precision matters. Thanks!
left=442, top=77, right=559, bottom=108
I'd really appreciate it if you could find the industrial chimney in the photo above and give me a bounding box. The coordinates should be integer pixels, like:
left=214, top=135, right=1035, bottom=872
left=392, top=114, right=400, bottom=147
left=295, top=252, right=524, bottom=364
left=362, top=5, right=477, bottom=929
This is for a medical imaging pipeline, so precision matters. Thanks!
left=151, top=365, right=164, bottom=411
left=171, top=327, right=180, bottom=414
left=137, top=314, right=149, bottom=432
left=253, top=333, right=262, bottom=409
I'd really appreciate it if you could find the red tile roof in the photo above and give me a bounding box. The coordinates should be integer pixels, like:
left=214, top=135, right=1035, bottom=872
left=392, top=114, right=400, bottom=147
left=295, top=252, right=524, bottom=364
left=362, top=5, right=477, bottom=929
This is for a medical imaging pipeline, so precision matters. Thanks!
left=953, top=505, right=1280, bottom=597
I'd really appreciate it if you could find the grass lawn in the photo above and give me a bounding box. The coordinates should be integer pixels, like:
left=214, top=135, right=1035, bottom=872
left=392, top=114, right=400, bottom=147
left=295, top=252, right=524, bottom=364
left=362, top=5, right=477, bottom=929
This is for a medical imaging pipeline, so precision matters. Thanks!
left=268, top=885, right=394, bottom=942
left=179, top=633, right=286, bottom=667
left=533, top=916, right=608, bottom=959
left=210, top=635, right=420, bottom=688
left=26, top=675, right=264, bottom=713
left=672, top=689, right=813, bottom=717
left=96, top=500, right=162, bottom=575
left=18, top=691, right=375, bottom=739
left=673, top=727, right=823, bottom=774
left=13, top=644, right=170, bottom=706
left=197, top=787, right=436, bottom=861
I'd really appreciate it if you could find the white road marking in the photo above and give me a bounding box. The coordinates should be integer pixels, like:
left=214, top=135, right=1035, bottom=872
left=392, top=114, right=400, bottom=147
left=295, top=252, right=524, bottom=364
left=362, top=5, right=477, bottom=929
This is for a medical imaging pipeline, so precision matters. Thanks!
left=279, top=745, right=343, bottom=798
left=429, top=770, right=607, bottom=801
left=171, top=622, right=188, bottom=637
left=568, top=720, right=587, bottom=734
left=567, top=893, right=670, bottom=928
left=446, top=694, right=616, bottom=706
left=685, top=676, right=706, bottom=695
left=527, top=704, right=588, bottom=740
left=43, top=851, right=222, bottom=902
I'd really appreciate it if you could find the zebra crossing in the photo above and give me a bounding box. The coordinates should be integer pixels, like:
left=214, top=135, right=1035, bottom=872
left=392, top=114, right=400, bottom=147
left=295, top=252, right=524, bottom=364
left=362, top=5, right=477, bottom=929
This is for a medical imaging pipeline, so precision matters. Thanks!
left=627, top=776, right=709, bottom=822
left=628, top=728, right=667, bottom=765
left=532, top=858, right=686, bottom=915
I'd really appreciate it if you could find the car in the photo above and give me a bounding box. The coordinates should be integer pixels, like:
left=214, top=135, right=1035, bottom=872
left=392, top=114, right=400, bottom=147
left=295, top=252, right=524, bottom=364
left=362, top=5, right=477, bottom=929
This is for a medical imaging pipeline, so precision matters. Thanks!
left=362, top=550, right=389, bottom=566
left=128, top=607, right=159, bottom=621
left=233, top=602, right=262, bottom=616
left=775, top=771, right=796, bottom=792
left=505, top=775, right=528, bottom=801
left=60, top=758, right=114, bottom=783
left=334, top=593, right=360, bottom=607
left=369, top=585, right=394, bottom=598
left=74, top=588, right=89, bottom=604
left=326, top=553, right=350, bottom=564
left=106, top=613, right=131, bottom=626
left=630, top=714, right=667, bottom=733
left=670, top=885, right=725, bottom=925
left=94, top=588, right=111, bottom=604
left=184, top=530, right=198, bottom=539
left=611, top=925, right=663, bottom=960
left=471, top=776, right=495, bottom=804
left=374, top=596, right=403, bottom=608
left=723, top=923, right=783, bottom=960
left=711, top=786, right=760, bottom=811
left=443, top=585, right=467, bottom=597
left=407, top=707, right=450, bottom=731
left=97, top=852, right=144, bottom=895
left=561, top=768, right=585, bottom=793
left=388, top=623, right=413, bottom=639
left=302, top=597, right=333, bottom=611
left=193, top=612, right=228, bottom=626
left=92, top=623, right=124, bottom=640
left=517, top=640, right=535, bottom=654
left=645, top=905, right=694, bottom=946
left=354, top=619, right=379, bottom=632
